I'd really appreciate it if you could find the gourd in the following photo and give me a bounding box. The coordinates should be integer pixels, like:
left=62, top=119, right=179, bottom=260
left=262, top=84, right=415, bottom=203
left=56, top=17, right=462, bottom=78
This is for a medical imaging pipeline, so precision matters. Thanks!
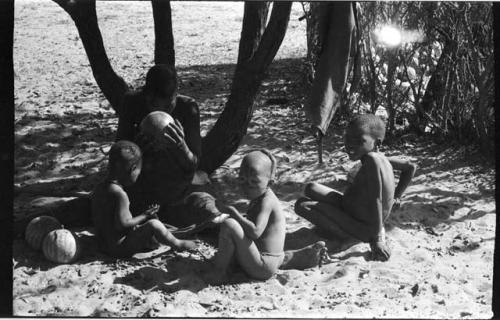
left=42, top=228, right=80, bottom=264
left=25, top=215, right=62, bottom=251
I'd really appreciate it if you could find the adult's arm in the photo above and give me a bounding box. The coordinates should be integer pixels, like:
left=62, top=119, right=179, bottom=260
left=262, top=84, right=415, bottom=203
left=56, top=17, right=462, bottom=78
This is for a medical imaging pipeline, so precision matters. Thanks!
left=163, top=99, right=201, bottom=171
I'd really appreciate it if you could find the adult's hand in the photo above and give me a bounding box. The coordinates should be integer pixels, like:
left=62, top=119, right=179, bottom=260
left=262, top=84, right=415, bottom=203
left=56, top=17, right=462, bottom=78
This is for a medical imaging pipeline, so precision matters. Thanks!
left=162, top=119, right=187, bottom=150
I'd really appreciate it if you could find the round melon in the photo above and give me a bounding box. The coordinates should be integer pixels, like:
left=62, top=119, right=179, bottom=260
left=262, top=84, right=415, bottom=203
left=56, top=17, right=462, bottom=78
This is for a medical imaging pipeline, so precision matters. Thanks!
left=25, top=215, right=62, bottom=251
left=140, top=111, right=174, bottom=139
left=42, top=229, right=80, bottom=264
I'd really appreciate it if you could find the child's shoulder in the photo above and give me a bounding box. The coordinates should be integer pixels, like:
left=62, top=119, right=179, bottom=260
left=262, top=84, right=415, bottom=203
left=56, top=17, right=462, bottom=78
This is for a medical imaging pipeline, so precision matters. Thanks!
left=93, top=182, right=127, bottom=200
left=261, top=189, right=281, bottom=209
left=363, top=152, right=390, bottom=169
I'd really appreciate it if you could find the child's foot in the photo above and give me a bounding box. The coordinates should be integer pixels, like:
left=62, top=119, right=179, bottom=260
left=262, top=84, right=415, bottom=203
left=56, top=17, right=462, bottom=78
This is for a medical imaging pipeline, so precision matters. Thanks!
left=175, top=240, right=198, bottom=251
left=280, top=241, right=326, bottom=270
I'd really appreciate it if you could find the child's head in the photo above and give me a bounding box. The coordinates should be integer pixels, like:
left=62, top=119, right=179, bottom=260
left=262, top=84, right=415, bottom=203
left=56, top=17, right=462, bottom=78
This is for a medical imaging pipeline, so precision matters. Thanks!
left=108, top=141, right=142, bottom=186
left=238, top=149, right=276, bottom=199
left=145, top=64, right=178, bottom=113
left=344, top=114, right=386, bottom=160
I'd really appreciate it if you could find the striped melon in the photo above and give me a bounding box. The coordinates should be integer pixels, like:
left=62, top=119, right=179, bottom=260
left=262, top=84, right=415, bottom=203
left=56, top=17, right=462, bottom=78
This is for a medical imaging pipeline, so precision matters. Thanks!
left=42, top=229, right=80, bottom=264
left=25, top=215, right=62, bottom=251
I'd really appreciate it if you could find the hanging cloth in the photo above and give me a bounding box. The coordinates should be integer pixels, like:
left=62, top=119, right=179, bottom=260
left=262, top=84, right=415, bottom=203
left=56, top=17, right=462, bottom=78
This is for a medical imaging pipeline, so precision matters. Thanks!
left=305, top=2, right=356, bottom=136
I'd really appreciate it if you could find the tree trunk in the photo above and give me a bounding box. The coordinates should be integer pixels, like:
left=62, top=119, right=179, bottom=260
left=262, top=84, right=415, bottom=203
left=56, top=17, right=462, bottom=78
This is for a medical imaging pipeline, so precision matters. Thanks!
left=474, top=54, right=494, bottom=154
left=152, top=0, right=175, bottom=66
left=493, top=0, right=500, bottom=302
left=417, top=39, right=455, bottom=132
left=385, top=49, right=398, bottom=134
left=53, top=0, right=128, bottom=114
left=237, top=2, right=270, bottom=65
left=199, top=2, right=292, bottom=174
left=0, top=0, right=14, bottom=315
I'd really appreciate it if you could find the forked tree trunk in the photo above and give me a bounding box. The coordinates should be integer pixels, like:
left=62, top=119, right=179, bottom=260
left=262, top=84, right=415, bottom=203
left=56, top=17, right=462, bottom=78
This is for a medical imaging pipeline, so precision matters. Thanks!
left=152, top=0, right=175, bottom=66
left=53, top=0, right=128, bottom=114
left=199, top=2, right=292, bottom=174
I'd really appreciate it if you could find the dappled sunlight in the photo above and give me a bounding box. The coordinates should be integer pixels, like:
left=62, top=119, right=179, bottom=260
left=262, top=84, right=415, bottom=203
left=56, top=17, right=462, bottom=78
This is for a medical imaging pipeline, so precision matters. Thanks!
left=13, top=1, right=495, bottom=318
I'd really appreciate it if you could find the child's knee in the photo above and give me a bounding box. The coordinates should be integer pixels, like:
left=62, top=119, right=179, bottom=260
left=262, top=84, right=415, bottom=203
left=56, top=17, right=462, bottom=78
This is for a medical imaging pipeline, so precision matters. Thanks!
left=144, top=218, right=163, bottom=230
left=220, top=218, right=243, bottom=236
left=221, top=217, right=239, bottom=230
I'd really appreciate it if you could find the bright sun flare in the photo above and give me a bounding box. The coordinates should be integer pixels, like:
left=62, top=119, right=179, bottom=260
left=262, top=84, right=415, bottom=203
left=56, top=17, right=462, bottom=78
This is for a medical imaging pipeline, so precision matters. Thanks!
left=377, top=25, right=402, bottom=47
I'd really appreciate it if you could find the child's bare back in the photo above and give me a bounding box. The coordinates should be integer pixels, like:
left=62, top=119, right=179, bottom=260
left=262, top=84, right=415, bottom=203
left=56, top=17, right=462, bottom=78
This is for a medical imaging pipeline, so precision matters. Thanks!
left=90, top=141, right=198, bottom=257
left=91, top=182, right=131, bottom=251
left=342, top=151, right=395, bottom=234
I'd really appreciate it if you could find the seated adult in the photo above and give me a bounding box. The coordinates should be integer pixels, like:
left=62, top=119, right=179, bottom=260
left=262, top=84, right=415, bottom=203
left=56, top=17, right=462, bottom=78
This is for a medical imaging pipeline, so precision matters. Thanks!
left=118, top=64, right=222, bottom=230
left=14, top=65, right=220, bottom=237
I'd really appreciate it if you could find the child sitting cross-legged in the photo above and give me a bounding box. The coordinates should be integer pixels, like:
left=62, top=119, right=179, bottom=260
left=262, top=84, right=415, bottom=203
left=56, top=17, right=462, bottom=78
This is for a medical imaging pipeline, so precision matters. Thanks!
left=91, top=140, right=198, bottom=258
left=295, top=114, right=417, bottom=261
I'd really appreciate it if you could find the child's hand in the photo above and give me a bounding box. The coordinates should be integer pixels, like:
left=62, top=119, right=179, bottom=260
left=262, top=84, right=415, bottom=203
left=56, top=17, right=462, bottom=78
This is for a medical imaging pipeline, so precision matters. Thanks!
left=370, top=241, right=391, bottom=261
left=225, top=205, right=240, bottom=217
left=144, top=204, right=160, bottom=219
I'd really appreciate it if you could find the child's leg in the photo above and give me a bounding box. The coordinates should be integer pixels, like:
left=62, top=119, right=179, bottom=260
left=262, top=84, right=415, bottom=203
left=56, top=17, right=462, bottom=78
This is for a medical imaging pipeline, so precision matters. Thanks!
left=295, top=198, right=357, bottom=241
left=121, top=219, right=197, bottom=255
left=303, top=182, right=343, bottom=206
left=280, top=241, right=326, bottom=270
left=213, top=218, right=276, bottom=281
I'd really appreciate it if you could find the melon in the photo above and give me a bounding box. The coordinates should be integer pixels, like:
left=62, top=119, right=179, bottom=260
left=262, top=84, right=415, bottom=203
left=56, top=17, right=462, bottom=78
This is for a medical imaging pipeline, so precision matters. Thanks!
left=140, top=111, right=174, bottom=139
left=25, top=215, right=62, bottom=251
left=42, top=229, right=80, bottom=264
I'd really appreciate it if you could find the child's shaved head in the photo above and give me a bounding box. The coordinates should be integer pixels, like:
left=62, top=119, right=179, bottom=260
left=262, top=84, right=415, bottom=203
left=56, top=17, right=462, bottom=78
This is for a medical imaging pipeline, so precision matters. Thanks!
left=108, top=140, right=142, bottom=172
left=348, top=114, right=386, bottom=142
left=243, top=149, right=276, bottom=180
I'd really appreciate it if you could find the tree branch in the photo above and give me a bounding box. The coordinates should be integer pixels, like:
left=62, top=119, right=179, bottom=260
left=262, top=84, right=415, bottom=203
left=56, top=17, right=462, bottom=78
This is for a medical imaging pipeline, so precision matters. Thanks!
left=152, top=0, right=175, bottom=66
left=252, top=2, right=292, bottom=72
left=237, top=1, right=270, bottom=65
left=53, top=0, right=128, bottom=114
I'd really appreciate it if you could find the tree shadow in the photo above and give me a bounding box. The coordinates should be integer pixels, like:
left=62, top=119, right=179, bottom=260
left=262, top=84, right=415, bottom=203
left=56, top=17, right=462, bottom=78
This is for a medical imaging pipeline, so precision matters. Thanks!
left=113, top=255, right=210, bottom=294
left=387, top=195, right=493, bottom=233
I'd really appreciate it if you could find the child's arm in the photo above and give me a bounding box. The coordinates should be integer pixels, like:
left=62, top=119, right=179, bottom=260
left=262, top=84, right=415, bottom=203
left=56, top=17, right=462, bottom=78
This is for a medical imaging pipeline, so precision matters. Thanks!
left=226, top=200, right=272, bottom=240
left=111, top=187, right=150, bottom=230
left=388, top=157, right=417, bottom=199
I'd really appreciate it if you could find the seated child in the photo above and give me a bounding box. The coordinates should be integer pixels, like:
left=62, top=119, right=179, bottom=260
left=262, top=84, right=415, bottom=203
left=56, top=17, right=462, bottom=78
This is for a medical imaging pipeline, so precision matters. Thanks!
left=205, top=149, right=286, bottom=283
left=91, top=140, right=198, bottom=257
left=295, top=114, right=417, bottom=261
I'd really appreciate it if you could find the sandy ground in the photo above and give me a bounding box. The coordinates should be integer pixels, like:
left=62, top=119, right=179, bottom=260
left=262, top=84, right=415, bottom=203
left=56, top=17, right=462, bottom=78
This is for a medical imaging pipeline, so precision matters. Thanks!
left=13, top=1, right=495, bottom=317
